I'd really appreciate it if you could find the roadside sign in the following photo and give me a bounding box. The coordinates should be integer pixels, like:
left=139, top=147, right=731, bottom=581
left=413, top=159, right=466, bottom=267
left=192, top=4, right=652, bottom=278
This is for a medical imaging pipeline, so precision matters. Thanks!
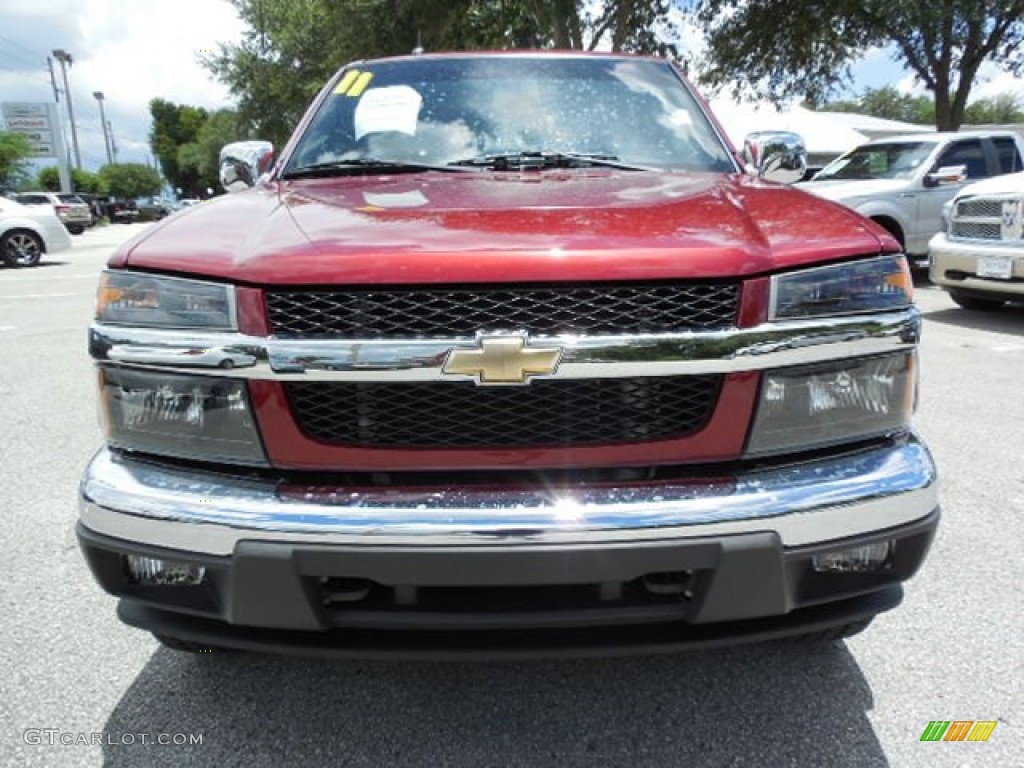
left=2, top=100, right=71, bottom=191
left=2, top=102, right=60, bottom=158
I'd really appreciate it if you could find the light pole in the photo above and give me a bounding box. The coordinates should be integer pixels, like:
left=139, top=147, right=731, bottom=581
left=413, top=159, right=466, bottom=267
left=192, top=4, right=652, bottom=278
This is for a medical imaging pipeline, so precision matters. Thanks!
left=93, top=91, right=113, bottom=166
left=108, top=121, right=118, bottom=163
left=52, top=49, right=81, bottom=170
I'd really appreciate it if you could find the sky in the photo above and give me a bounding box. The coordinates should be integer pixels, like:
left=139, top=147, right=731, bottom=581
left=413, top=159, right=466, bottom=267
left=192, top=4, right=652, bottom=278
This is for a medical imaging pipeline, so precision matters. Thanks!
left=0, top=0, right=1022, bottom=177
left=0, top=0, right=245, bottom=172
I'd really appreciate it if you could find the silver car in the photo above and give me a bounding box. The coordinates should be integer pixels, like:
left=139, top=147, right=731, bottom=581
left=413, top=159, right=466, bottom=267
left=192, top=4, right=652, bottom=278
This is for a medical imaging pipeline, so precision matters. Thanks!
left=802, top=130, right=1024, bottom=265
left=0, top=196, right=73, bottom=267
left=15, top=191, right=93, bottom=234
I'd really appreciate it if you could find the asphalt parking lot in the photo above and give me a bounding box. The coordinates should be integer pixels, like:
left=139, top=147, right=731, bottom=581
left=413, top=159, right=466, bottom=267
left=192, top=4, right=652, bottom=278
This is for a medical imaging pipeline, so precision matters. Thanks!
left=0, top=224, right=1020, bottom=767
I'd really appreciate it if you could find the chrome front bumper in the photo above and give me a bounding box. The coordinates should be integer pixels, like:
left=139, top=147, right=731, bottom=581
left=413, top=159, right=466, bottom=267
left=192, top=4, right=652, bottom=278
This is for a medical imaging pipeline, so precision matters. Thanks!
left=929, top=233, right=1024, bottom=298
left=80, top=437, right=938, bottom=557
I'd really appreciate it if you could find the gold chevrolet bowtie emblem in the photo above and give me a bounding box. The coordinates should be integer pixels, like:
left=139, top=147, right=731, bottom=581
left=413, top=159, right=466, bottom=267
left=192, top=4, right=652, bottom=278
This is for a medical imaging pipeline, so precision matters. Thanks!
left=443, top=336, right=562, bottom=384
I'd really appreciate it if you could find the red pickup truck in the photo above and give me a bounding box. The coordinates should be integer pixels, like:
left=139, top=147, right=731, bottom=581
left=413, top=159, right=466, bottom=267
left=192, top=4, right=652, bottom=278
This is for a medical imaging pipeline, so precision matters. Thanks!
left=79, top=52, right=938, bottom=657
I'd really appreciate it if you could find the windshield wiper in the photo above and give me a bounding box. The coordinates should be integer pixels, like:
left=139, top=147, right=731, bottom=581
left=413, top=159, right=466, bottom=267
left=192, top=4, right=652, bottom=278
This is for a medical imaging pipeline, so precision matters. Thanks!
left=447, top=151, right=660, bottom=172
left=282, top=158, right=481, bottom=179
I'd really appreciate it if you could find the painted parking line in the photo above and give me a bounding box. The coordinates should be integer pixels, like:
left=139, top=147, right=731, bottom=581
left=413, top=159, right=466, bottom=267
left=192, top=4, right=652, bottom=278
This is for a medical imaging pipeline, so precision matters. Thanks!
left=0, top=273, right=98, bottom=281
left=0, top=292, right=79, bottom=299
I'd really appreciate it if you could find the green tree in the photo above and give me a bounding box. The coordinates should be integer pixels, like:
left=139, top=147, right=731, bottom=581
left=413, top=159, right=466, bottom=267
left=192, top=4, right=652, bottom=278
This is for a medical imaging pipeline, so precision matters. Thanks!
left=963, top=92, right=1024, bottom=124
left=688, top=1, right=1024, bottom=131
left=149, top=99, right=209, bottom=193
left=203, top=0, right=680, bottom=149
left=98, top=163, right=163, bottom=198
left=0, top=131, right=34, bottom=189
left=823, top=86, right=934, bottom=125
left=176, top=109, right=243, bottom=195
left=36, top=166, right=108, bottom=194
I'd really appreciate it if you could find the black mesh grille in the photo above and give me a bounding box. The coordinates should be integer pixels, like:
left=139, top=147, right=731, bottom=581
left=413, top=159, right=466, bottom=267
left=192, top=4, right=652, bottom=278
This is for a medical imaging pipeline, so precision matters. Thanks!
left=286, top=376, right=723, bottom=448
left=266, top=282, right=740, bottom=338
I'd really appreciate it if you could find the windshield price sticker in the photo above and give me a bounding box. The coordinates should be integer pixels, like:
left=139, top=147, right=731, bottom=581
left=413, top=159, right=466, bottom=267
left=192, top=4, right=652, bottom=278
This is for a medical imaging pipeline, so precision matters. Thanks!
left=353, top=85, right=423, bottom=140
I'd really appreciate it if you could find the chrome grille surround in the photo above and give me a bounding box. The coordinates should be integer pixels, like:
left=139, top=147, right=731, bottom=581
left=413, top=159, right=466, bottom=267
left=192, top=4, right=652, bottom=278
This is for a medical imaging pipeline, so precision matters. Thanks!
left=951, top=194, right=1024, bottom=242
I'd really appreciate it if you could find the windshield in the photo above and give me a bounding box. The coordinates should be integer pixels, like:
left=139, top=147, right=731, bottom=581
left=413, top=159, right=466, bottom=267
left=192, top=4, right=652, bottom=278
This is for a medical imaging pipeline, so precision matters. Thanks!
left=285, top=56, right=735, bottom=174
left=813, top=141, right=936, bottom=181
left=57, top=194, right=84, bottom=204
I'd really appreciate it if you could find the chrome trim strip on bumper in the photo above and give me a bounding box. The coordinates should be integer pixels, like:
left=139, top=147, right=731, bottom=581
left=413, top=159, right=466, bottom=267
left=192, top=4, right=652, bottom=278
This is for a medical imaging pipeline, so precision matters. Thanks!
left=89, top=308, right=921, bottom=381
left=80, top=437, right=938, bottom=556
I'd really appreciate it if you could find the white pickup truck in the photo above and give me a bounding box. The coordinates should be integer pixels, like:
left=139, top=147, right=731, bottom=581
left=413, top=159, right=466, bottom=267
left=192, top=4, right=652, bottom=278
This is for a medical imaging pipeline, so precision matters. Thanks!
left=802, top=130, right=1024, bottom=265
left=929, top=171, right=1024, bottom=309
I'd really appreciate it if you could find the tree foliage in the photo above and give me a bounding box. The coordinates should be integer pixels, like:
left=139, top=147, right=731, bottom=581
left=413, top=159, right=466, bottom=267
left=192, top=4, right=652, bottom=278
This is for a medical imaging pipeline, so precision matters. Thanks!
left=823, top=86, right=935, bottom=125
left=177, top=109, right=243, bottom=195
left=150, top=99, right=246, bottom=196
left=149, top=99, right=209, bottom=194
left=688, top=1, right=1024, bottom=130
left=203, top=0, right=680, bottom=149
left=963, top=92, right=1024, bottom=124
left=98, top=163, right=163, bottom=198
left=825, top=86, right=1024, bottom=126
left=36, top=166, right=108, bottom=194
left=0, top=131, right=34, bottom=190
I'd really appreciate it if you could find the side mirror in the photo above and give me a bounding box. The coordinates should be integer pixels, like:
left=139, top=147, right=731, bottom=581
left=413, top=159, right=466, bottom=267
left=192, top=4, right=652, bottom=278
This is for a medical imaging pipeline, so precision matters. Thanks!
left=219, top=140, right=274, bottom=192
left=924, top=165, right=967, bottom=188
left=742, top=131, right=807, bottom=184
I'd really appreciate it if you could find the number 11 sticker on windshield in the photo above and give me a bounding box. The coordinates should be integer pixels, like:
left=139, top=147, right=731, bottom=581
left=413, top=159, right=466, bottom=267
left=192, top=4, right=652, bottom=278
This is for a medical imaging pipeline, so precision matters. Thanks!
left=334, top=70, right=373, bottom=97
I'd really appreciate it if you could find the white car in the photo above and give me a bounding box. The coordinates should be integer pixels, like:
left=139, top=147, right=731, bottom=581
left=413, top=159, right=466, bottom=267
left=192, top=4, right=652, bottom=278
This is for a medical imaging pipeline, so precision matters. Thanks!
left=802, top=130, right=1024, bottom=264
left=0, top=196, right=73, bottom=268
left=929, top=171, right=1024, bottom=310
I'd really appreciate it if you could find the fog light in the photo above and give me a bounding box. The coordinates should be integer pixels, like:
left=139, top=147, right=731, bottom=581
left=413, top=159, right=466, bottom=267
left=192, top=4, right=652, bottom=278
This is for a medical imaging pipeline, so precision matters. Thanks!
left=125, top=555, right=206, bottom=586
left=99, top=367, right=267, bottom=466
left=812, top=541, right=893, bottom=573
left=747, top=353, right=915, bottom=456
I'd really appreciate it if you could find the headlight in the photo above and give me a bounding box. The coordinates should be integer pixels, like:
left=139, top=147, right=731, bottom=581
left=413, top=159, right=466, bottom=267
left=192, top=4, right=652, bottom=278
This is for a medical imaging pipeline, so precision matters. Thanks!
left=98, top=368, right=267, bottom=466
left=97, top=271, right=236, bottom=330
left=770, top=255, right=912, bottom=320
left=940, top=200, right=954, bottom=232
left=746, top=353, right=915, bottom=457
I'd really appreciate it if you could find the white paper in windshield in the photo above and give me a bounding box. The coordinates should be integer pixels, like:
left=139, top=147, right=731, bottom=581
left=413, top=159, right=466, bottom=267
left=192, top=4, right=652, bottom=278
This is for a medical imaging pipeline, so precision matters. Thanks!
left=354, top=86, right=423, bottom=140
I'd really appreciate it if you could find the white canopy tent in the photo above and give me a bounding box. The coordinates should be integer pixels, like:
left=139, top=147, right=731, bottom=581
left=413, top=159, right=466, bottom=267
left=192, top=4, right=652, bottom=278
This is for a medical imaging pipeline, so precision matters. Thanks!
left=813, top=111, right=935, bottom=140
left=708, top=99, right=870, bottom=165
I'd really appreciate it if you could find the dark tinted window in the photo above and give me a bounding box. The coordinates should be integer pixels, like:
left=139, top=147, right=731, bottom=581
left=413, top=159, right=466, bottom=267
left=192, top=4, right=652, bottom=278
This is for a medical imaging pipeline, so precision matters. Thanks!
left=17, top=194, right=48, bottom=204
left=992, top=137, right=1022, bottom=173
left=935, top=140, right=988, bottom=180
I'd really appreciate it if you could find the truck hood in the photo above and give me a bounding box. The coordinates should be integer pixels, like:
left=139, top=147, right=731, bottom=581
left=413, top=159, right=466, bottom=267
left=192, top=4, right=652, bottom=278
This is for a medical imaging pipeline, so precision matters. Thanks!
left=118, top=171, right=888, bottom=284
left=953, top=170, right=1024, bottom=198
left=799, top=178, right=909, bottom=204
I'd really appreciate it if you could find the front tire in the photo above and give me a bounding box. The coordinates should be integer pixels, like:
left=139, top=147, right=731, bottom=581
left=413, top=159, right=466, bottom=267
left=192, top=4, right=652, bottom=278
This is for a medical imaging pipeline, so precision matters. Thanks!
left=2, top=229, right=43, bottom=267
left=950, top=291, right=1005, bottom=311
